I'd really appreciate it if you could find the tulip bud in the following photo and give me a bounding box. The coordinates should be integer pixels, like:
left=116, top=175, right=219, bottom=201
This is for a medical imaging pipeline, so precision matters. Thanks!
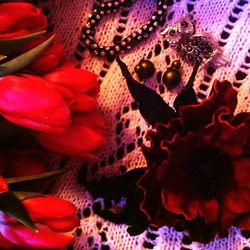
left=37, top=123, right=106, bottom=158
left=13, top=33, right=65, bottom=75
left=44, top=67, right=100, bottom=112
left=0, top=3, right=47, bottom=39
left=28, top=44, right=65, bottom=74
left=44, top=67, right=99, bottom=94
left=0, top=75, right=71, bottom=133
left=0, top=195, right=80, bottom=248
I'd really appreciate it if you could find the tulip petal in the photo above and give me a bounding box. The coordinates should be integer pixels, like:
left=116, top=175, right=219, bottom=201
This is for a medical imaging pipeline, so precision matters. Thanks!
left=70, top=94, right=97, bottom=112
left=0, top=223, right=75, bottom=248
left=0, top=75, right=70, bottom=132
left=37, top=124, right=106, bottom=157
left=28, top=44, right=65, bottom=74
left=22, top=196, right=77, bottom=222
left=41, top=215, right=80, bottom=232
left=72, top=112, right=107, bottom=130
left=0, top=232, right=14, bottom=248
left=2, top=114, right=67, bottom=133
left=44, top=67, right=99, bottom=95
left=0, top=3, right=47, bottom=39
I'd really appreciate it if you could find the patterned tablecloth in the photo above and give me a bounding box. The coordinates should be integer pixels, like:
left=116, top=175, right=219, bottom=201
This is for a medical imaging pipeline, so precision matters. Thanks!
left=37, top=0, right=250, bottom=249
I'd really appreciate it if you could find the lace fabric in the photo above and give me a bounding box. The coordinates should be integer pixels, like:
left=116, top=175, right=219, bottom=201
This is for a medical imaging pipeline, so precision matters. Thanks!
left=37, top=0, right=250, bottom=249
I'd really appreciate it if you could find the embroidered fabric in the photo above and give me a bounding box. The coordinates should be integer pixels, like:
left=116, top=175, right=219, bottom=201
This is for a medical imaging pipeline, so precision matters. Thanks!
left=37, top=0, right=250, bottom=249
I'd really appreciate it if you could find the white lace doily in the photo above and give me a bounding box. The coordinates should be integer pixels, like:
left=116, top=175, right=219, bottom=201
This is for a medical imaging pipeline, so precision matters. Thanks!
left=36, top=0, right=250, bottom=249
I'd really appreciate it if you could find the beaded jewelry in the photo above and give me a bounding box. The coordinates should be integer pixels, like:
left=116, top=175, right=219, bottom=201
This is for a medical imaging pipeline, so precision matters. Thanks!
left=82, top=0, right=170, bottom=59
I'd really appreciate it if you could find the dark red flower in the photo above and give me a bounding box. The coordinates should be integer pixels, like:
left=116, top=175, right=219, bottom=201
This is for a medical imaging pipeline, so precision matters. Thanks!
left=0, top=3, right=47, bottom=39
left=138, top=80, right=250, bottom=242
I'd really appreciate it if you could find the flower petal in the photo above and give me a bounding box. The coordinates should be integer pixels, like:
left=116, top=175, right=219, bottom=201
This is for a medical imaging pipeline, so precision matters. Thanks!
left=223, top=187, right=250, bottom=213
left=0, top=75, right=70, bottom=132
left=72, top=112, right=107, bottom=130
left=233, top=158, right=250, bottom=188
left=180, top=80, right=237, bottom=131
left=70, top=94, right=97, bottom=112
left=37, top=124, right=106, bottom=157
left=232, top=112, right=250, bottom=156
left=2, top=114, right=68, bottom=133
left=23, top=196, right=77, bottom=222
left=44, top=67, right=99, bottom=95
left=204, top=121, right=248, bottom=158
left=0, top=223, right=75, bottom=248
left=137, top=165, right=178, bottom=228
left=239, top=213, right=250, bottom=229
left=0, top=232, right=14, bottom=248
left=40, top=215, right=80, bottom=232
left=28, top=44, right=65, bottom=74
left=0, top=3, right=47, bottom=39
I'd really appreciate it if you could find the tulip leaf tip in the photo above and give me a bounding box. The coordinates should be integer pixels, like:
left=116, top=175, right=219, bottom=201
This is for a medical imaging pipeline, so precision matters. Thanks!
left=0, top=191, right=37, bottom=231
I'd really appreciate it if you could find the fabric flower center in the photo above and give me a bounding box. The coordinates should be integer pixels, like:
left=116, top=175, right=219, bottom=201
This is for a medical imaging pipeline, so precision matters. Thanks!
left=187, top=147, right=232, bottom=196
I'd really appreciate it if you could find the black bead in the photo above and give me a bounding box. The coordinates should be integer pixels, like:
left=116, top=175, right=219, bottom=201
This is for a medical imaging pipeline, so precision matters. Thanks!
left=171, top=60, right=181, bottom=69
left=135, top=60, right=156, bottom=80
left=162, top=68, right=181, bottom=89
left=82, top=0, right=167, bottom=58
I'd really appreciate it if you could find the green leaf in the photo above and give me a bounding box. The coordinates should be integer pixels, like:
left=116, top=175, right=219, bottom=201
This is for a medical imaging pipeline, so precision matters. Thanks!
left=0, top=191, right=37, bottom=231
left=0, top=30, right=46, bottom=55
left=6, top=168, right=69, bottom=193
left=0, top=34, right=55, bottom=77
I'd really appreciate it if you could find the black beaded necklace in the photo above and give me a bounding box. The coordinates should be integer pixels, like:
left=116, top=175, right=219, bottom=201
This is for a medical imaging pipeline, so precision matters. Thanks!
left=82, top=0, right=170, bottom=59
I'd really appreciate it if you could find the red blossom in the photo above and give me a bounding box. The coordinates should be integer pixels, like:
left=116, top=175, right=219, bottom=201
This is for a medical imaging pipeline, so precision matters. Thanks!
left=138, top=80, right=250, bottom=243
left=44, top=67, right=100, bottom=112
left=0, top=195, right=80, bottom=248
left=36, top=67, right=107, bottom=158
left=0, top=75, right=71, bottom=133
left=37, top=112, right=107, bottom=159
left=0, top=3, right=47, bottom=39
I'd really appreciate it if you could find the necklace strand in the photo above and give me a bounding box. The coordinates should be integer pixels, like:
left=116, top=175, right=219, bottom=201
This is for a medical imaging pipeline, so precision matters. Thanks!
left=82, top=0, right=169, bottom=59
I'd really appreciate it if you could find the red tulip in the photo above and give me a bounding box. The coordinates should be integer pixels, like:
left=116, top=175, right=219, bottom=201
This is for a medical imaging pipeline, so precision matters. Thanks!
left=28, top=44, right=65, bottom=74
left=44, top=67, right=100, bottom=112
left=14, top=33, right=65, bottom=75
left=0, top=195, right=80, bottom=248
left=0, top=176, right=8, bottom=193
left=0, top=233, right=14, bottom=249
left=0, top=3, right=47, bottom=38
left=0, top=75, right=71, bottom=132
left=37, top=112, right=107, bottom=158
left=3, top=148, right=47, bottom=178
